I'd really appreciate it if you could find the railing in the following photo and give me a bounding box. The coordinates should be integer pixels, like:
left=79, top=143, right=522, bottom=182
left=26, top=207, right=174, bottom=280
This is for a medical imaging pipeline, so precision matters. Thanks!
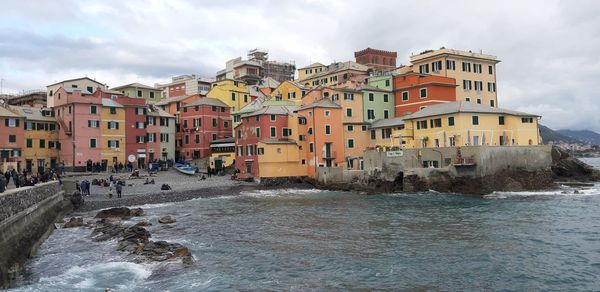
left=322, top=150, right=337, bottom=159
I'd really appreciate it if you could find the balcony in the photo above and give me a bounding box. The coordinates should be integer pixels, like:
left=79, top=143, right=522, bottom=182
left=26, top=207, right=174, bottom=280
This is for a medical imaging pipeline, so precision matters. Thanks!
left=322, top=150, right=337, bottom=159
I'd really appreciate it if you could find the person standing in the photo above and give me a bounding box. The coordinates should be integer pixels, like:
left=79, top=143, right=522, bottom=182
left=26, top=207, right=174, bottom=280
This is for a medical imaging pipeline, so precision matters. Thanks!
left=0, top=175, right=6, bottom=193
left=12, top=169, right=19, bottom=188
left=116, top=182, right=122, bottom=198
left=207, top=166, right=212, bottom=178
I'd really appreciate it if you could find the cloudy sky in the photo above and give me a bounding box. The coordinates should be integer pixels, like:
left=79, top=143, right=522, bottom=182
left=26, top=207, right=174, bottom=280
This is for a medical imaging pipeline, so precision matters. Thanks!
left=1, top=0, right=598, bottom=131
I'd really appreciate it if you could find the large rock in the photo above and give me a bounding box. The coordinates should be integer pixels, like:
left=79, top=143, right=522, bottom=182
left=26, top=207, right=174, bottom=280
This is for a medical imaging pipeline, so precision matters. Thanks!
left=91, top=220, right=125, bottom=241
left=63, top=217, right=84, bottom=228
left=95, top=207, right=144, bottom=219
left=158, top=216, right=176, bottom=224
left=134, top=240, right=192, bottom=263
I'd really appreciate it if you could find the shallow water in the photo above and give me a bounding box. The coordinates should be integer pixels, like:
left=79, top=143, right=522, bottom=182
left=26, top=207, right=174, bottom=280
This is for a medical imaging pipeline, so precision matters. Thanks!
left=12, top=160, right=600, bottom=291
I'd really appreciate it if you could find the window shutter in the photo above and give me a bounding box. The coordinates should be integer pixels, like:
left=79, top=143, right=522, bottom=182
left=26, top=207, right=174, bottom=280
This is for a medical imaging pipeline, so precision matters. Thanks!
left=15, top=119, right=19, bottom=127
left=88, top=120, right=91, bottom=127
left=116, top=141, right=119, bottom=148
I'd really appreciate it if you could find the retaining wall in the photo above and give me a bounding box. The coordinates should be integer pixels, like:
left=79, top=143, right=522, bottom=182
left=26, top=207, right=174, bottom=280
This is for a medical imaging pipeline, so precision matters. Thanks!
left=0, top=181, right=66, bottom=288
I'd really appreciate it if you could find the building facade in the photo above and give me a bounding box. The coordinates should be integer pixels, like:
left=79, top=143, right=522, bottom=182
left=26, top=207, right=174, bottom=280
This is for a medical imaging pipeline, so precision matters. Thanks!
left=179, top=98, right=231, bottom=160
left=111, top=83, right=163, bottom=104
left=46, top=77, right=106, bottom=108
left=393, top=72, right=457, bottom=117
left=354, top=48, right=397, bottom=72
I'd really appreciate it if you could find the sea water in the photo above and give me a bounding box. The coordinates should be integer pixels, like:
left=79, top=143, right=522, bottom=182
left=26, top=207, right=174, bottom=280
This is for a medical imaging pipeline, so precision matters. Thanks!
left=12, top=160, right=600, bottom=291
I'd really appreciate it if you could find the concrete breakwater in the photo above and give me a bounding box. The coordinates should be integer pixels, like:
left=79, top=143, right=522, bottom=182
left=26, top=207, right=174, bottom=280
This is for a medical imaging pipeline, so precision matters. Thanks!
left=0, top=181, right=66, bottom=288
left=315, top=145, right=600, bottom=194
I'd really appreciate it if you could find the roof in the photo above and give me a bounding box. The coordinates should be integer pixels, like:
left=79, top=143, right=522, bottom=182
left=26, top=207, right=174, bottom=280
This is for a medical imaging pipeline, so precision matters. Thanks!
left=259, top=77, right=280, bottom=89
left=101, top=98, right=123, bottom=108
left=248, top=85, right=268, bottom=99
left=47, top=77, right=105, bottom=87
left=184, top=97, right=229, bottom=108
left=286, top=80, right=309, bottom=90
left=370, top=117, right=404, bottom=129
left=211, top=137, right=235, bottom=144
left=148, top=106, right=175, bottom=118
left=410, top=48, right=500, bottom=63
left=7, top=105, right=56, bottom=122
left=298, top=61, right=370, bottom=82
left=358, top=83, right=391, bottom=92
left=242, top=105, right=298, bottom=118
left=63, top=87, right=93, bottom=95
left=155, top=95, right=194, bottom=106
left=402, top=101, right=540, bottom=120
left=2, top=106, right=27, bottom=119
left=259, top=138, right=297, bottom=145
left=297, top=98, right=341, bottom=111
left=111, top=82, right=159, bottom=91
left=298, top=62, right=325, bottom=70
left=233, top=98, right=265, bottom=115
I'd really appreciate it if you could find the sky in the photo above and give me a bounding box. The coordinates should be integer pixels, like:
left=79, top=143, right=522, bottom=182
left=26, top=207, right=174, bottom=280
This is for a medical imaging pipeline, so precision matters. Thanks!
left=1, top=0, right=599, bottom=131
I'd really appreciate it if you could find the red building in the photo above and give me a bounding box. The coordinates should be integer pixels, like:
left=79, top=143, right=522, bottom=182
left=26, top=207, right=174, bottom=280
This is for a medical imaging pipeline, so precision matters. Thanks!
left=393, top=72, right=457, bottom=117
left=179, top=98, right=231, bottom=160
left=355, top=48, right=397, bottom=72
left=113, top=95, right=149, bottom=168
left=234, top=105, right=296, bottom=179
left=0, top=106, right=25, bottom=171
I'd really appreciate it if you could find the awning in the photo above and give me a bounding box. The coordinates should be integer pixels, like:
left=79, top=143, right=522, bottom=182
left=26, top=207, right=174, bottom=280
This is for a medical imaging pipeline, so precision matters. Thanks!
left=211, top=143, right=235, bottom=147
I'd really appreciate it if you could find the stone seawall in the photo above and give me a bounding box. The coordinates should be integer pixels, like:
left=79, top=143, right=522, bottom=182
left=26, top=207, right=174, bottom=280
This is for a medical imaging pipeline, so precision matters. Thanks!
left=0, top=181, right=66, bottom=288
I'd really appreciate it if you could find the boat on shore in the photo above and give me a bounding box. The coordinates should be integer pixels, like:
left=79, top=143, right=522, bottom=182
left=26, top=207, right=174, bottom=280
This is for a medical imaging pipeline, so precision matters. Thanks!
left=174, top=163, right=196, bottom=175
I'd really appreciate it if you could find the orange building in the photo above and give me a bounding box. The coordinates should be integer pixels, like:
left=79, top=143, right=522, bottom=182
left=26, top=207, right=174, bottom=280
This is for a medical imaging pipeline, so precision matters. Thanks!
left=394, top=72, right=457, bottom=117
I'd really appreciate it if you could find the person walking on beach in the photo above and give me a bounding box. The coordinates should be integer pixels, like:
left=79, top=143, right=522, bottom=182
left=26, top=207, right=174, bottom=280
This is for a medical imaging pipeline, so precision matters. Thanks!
left=116, top=182, right=122, bottom=198
left=108, top=180, right=114, bottom=198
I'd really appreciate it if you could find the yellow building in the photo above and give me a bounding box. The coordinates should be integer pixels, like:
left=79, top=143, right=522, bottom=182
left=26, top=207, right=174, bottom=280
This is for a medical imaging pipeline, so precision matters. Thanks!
left=400, top=102, right=541, bottom=148
left=209, top=137, right=235, bottom=170
left=11, top=106, right=60, bottom=173
left=256, top=139, right=307, bottom=178
left=207, top=79, right=252, bottom=112
left=410, top=48, right=500, bottom=108
left=368, top=117, right=405, bottom=150
left=100, top=98, right=126, bottom=165
left=271, top=80, right=309, bottom=104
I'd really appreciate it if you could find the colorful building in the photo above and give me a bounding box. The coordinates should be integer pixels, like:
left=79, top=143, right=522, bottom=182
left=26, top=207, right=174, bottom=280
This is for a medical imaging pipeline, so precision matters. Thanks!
left=296, top=61, right=370, bottom=87
left=111, top=83, right=163, bottom=104
left=362, top=75, right=394, bottom=122
left=400, top=102, right=541, bottom=149
left=206, top=80, right=251, bottom=113
left=46, top=77, right=106, bottom=108
left=0, top=106, right=25, bottom=172
left=354, top=48, right=397, bottom=72
left=271, top=80, right=309, bottom=104
left=53, top=86, right=102, bottom=171
left=179, top=98, right=231, bottom=160
left=99, top=98, right=126, bottom=166
left=409, top=48, right=500, bottom=107
left=156, top=75, right=213, bottom=99
left=393, top=72, right=457, bottom=117
left=11, top=106, right=60, bottom=173
left=147, top=106, right=176, bottom=161
left=368, top=117, right=405, bottom=149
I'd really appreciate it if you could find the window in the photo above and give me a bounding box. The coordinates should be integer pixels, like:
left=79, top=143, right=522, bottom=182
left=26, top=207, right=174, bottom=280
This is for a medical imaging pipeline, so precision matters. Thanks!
left=417, top=120, right=428, bottom=129
left=110, top=107, right=117, bottom=114
left=344, top=93, right=354, bottom=100
left=193, top=118, right=201, bottom=127
left=382, top=128, right=391, bottom=139
left=270, top=127, right=276, bottom=137
left=87, top=86, right=93, bottom=93
left=211, top=106, right=217, bottom=112
left=25, top=122, right=34, bottom=130
left=419, top=64, right=429, bottom=74
left=137, top=121, right=145, bottom=129
left=473, top=63, right=482, bottom=73
left=108, top=140, right=119, bottom=148
left=183, top=107, right=188, bottom=113
left=150, top=92, right=155, bottom=99
left=420, top=88, right=427, bottom=98
left=346, top=108, right=353, bottom=117
left=255, top=116, right=260, bottom=122
left=183, top=120, right=188, bottom=128
left=325, top=111, right=330, bottom=117
left=137, top=90, right=142, bottom=97
left=88, top=120, right=100, bottom=128
left=212, top=133, right=217, bottom=141
left=308, top=128, right=313, bottom=135
left=446, top=60, right=456, bottom=70
left=367, top=109, right=375, bottom=120
left=368, top=93, right=374, bottom=101
left=385, top=79, right=390, bottom=87
left=256, top=127, right=261, bottom=138
left=347, top=125, right=354, bottom=132
left=26, top=139, right=33, bottom=148
left=299, top=135, right=306, bottom=141
left=472, top=116, right=479, bottom=125
left=347, top=139, right=354, bottom=148
left=430, top=118, right=442, bottom=128
left=136, top=107, right=145, bottom=115
left=325, top=125, right=331, bottom=135
left=384, top=110, right=389, bottom=119
left=8, top=135, right=16, bottom=143
left=90, top=138, right=97, bottom=148
left=488, top=65, right=493, bottom=75
left=402, top=91, right=409, bottom=101
left=362, top=125, right=367, bottom=131
left=370, top=130, right=376, bottom=140
left=462, top=62, right=471, bottom=72
left=474, top=81, right=483, bottom=91
left=522, top=117, right=534, bottom=123
left=449, top=137, right=456, bottom=147
left=499, top=116, right=505, bottom=125
left=448, top=117, right=455, bottom=126
left=231, top=93, right=236, bottom=101
left=237, top=146, right=243, bottom=156
left=309, top=143, right=314, bottom=152
left=490, top=100, right=495, bottom=107
left=90, top=105, right=97, bottom=114
left=383, top=94, right=389, bottom=102
left=224, top=121, right=229, bottom=128
left=270, top=114, right=276, bottom=121
left=432, top=60, right=442, bottom=72
left=477, top=98, right=482, bottom=104
left=463, top=80, right=472, bottom=91
left=466, top=97, right=471, bottom=102
left=487, top=82, right=496, bottom=92
left=185, top=135, right=189, bottom=145
left=108, top=121, right=119, bottom=129
left=195, top=134, right=200, bottom=143
left=302, top=159, right=306, bottom=165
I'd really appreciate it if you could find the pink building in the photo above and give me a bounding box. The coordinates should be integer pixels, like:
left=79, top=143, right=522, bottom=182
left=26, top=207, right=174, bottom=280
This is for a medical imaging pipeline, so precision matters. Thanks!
left=54, top=86, right=102, bottom=171
left=179, top=98, right=231, bottom=160
left=0, top=106, right=25, bottom=171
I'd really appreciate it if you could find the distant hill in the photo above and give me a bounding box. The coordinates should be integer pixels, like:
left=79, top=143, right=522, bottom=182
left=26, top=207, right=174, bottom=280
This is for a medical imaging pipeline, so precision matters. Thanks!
left=557, top=129, right=600, bottom=145
left=539, top=125, right=584, bottom=144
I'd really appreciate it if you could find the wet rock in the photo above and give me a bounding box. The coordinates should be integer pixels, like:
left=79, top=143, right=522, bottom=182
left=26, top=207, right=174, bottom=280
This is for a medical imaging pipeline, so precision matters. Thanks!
left=134, top=240, right=192, bottom=262
left=95, top=207, right=144, bottom=219
left=551, top=147, right=600, bottom=181
left=134, top=220, right=152, bottom=227
left=63, top=217, right=84, bottom=228
left=70, top=190, right=84, bottom=210
left=158, top=216, right=176, bottom=224
left=91, top=221, right=125, bottom=241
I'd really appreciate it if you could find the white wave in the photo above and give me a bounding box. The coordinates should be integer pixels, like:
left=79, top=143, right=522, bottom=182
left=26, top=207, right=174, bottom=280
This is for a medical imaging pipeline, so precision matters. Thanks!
left=486, top=185, right=600, bottom=199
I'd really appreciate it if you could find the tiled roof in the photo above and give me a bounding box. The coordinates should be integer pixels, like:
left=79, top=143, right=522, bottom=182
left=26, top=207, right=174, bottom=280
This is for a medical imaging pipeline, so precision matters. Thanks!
left=369, top=117, right=404, bottom=129
left=155, top=95, right=194, bottom=106
left=47, top=77, right=104, bottom=87
left=242, top=105, right=298, bottom=118
left=1, top=106, right=26, bottom=118
left=111, top=82, right=159, bottom=91
left=297, top=98, right=341, bottom=111
left=402, top=101, right=540, bottom=120
left=184, top=97, right=229, bottom=108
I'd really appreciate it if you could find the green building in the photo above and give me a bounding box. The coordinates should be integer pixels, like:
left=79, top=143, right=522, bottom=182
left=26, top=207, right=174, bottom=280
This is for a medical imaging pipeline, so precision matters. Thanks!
left=361, top=75, right=394, bottom=122
left=111, top=83, right=163, bottom=104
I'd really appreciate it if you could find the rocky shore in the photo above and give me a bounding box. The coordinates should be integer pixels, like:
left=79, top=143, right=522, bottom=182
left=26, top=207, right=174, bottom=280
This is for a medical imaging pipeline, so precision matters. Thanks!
left=62, top=207, right=193, bottom=265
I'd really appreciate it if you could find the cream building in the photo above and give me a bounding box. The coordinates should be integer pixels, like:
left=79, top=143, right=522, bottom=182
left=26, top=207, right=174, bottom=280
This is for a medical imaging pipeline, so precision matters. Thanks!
left=46, top=77, right=107, bottom=108
left=410, top=48, right=500, bottom=108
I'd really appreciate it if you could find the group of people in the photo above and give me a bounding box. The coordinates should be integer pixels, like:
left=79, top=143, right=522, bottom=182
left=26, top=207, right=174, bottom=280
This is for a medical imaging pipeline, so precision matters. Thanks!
left=0, top=168, right=61, bottom=193
left=111, top=162, right=135, bottom=173
left=107, top=175, right=123, bottom=198
left=77, top=180, right=91, bottom=196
